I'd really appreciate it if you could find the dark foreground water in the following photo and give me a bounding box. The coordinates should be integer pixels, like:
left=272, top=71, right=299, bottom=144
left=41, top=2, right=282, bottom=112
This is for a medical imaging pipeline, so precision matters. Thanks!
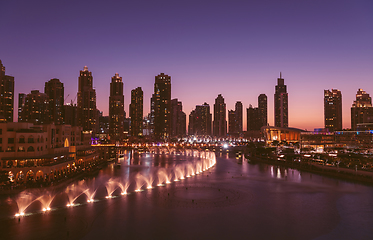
left=1, top=152, right=373, bottom=240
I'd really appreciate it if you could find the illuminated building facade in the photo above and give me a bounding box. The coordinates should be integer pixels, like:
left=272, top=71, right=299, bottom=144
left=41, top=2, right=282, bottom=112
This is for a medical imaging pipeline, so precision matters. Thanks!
left=170, top=98, right=186, bottom=137
left=247, top=94, right=268, bottom=131
left=258, top=94, right=267, bottom=127
left=130, top=87, right=143, bottom=137
left=18, top=93, right=26, bottom=122
left=228, top=101, right=243, bottom=135
left=188, top=103, right=212, bottom=136
left=77, top=66, right=96, bottom=133
left=109, top=73, right=124, bottom=140
left=274, top=73, right=288, bottom=128
left=247, top=105, right=260, bottom=131
left=19, top=90, right=49, bottom=125
left=152, top=73, right=171, bottom=139
left=351, top=89, right=373, bottom=131
left=0, top=60, right=14, bottom=123
left=45, top=78, right=64, bottom=125
left=213, top=94, right=227, bottom=137
left=324, top=89, right=342, bottom=131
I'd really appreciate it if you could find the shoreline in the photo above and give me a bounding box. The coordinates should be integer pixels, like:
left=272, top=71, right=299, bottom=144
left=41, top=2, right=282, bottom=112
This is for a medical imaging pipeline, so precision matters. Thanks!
left=246, top=155, right=373, bottom=186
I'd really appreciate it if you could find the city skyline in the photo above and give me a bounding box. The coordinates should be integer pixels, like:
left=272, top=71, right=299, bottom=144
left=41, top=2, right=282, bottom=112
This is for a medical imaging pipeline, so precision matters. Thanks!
left=1, top=0, right=372, bottom=131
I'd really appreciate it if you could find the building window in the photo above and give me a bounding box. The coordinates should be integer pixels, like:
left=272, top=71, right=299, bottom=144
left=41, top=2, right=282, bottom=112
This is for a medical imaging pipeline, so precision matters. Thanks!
left=18, top=146, right=25, bottom=152
left=0, top=129, right=2, bottom=134
left=19, top=136, right=25, bottom=143
left=0, top=138, right=2, bottom=144
left=27, top=146, right=35, bottom=152
left=8, top=138, right=14, bottom=144
left=28, top=136, right=34, bottom=143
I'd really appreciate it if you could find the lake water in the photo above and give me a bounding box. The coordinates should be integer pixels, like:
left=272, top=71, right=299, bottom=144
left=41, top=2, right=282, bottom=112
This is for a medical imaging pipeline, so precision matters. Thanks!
left=0, top=151, right=372, bottom=240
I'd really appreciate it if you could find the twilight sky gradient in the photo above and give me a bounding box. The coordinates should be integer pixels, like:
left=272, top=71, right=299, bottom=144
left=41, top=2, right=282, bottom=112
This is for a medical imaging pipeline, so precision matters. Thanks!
left=1, top=0, right=372, bottom=131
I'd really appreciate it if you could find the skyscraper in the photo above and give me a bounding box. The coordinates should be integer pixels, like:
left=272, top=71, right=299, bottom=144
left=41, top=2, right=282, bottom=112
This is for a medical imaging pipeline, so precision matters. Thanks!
left=130, top=87, right=143, bottom=137
left=77, top=66, right=97, bottom=133
left=19, top=90, right=49, bottom=124
left=152, top=73, right=171, bottom=139
left=247, top=105, right=260, bottom=131
left=351, top=89, right=373, bottom=130
left=274, top=73, right=288, bottom=128
left=228, top=110, right=236, bottom=134
left=258, top=94, right=267, bottom=127
left=247, top=94, right=268, bottom=131
left=188, top=103, right=212, bottom=136
left=235, top=101, right=243, bottom=134
left=109, top=73, right=125, bottom=140
left=213, top=94, right=227, bottom=137
left=18, top=93, right=26, bottom=122
left=45, top=78, right=64, bottom=125
left=170, top=99, right=186, bottom=137
left=0, top=60, right=14, bottom=122
left=324, top=89, right=342, bottom=131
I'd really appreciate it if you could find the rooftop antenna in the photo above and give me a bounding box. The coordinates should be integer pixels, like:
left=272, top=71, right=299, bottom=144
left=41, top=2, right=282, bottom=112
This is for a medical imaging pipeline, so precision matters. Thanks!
left=280, top=72, right=282, bottom=78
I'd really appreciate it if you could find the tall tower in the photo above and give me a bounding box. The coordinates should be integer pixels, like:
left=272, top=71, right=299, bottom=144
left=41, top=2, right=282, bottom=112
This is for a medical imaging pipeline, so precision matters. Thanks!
left=274, top=73, right=288, bottom=128
left=152, top=73, right=171, bottom=139
left=130, top=87, right=143, bottom=137
left=351, top=89, right=373, bottom=130
left=0, top=60, right=14, bottom=122
left=324, top=89, right=342, bottom=131
left=258, top=94, right=267, bottom=127
left=109, top=73, right=124, bottom=140
left=18, top=93, right=26, bottom=122
left=213, top=94, right=227, bottom=137
left=77, top=66, right=96, bottom=133
left=45, top=78, right=64, bottom=125
left=235, top=101, right=243, bottom=134
left=228, top=110, right=236, bottom=134
left=170, top=99, right=186, bottom=137
left=188, top=103, right=212, bottom=136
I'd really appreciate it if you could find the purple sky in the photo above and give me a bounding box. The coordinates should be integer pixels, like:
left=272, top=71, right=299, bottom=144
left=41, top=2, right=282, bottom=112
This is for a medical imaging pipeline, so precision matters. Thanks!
left=1, top=0, right=372, bottom=131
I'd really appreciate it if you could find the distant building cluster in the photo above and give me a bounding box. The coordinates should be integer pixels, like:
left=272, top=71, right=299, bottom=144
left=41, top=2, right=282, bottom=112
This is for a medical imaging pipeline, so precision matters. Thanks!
left=2, top=58, right=373, bottom=146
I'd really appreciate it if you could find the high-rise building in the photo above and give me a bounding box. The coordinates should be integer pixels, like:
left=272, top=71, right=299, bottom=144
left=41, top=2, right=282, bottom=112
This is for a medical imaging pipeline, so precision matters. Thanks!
left=170, top=99, right=186, bottom=137
left=77, top=66, right=97, bottom=133
left=324, top=89, right=342, bottom=131
left=18, top=93, right=26, bottom=122
left=274, top=73, right=288, bottom=128
left=351, top=89, right=373, bottom=130
left=235, top=101, right=243, bottom=134
left=258, top=94, right=267, bottom=127
left=247, top=94, right=268, bottom=131
left=109, top=73, right=124, bottom=140
left=45, top=78, right=64, bottom=125
left=228, top=101, right=242, bottom=135
left=0, top=60, right=14, bottom=122
left=213, top=94, right=227, bottom=137
left=130, top=87, right=143, bottom=137
left=152, top=73, right=171, bottom=139
left=228, top=110, right=236, bottom=134
left=188, top=103, right=212, bottom=136
left=63, top=101, right=77, bottom=126
left=19, top=90, right=49, bottom=124
left=247, top=105, right=260, bottom=131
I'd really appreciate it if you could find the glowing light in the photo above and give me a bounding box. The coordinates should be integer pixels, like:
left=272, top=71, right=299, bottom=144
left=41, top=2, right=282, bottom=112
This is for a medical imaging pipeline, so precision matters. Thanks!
left=105, top=196, right=112, bottom=199
left=147, top=186, right=153, bottom=189
left=121, top=192, right=127, bottom=195
left=166, top=181, right=171, bottom=184
left=135, top=189, right=141, bottom=192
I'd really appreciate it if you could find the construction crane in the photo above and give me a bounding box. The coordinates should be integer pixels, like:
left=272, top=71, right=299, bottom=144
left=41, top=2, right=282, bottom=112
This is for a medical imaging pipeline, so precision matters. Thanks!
left=64, top=94, right=70, bottom=104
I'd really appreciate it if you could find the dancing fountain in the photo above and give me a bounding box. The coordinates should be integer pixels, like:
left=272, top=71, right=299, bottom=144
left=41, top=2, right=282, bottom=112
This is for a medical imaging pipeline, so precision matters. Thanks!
left=13, top=149, right=216, bottom=217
